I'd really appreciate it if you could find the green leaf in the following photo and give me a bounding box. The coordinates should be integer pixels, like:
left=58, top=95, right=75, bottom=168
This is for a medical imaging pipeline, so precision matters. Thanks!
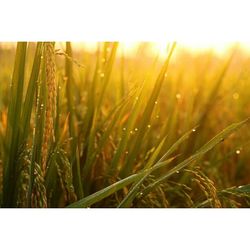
left=67, top=172, right=144, bottom=208
left=229, top=185, right=250, bottom=194
left=3, top=42, right=27, bottom=207
left=21, top=42, right=43, bottom=142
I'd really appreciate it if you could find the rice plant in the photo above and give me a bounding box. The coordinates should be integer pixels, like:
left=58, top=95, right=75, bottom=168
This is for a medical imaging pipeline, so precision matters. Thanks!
left=0, top=41, right=250, bottom=208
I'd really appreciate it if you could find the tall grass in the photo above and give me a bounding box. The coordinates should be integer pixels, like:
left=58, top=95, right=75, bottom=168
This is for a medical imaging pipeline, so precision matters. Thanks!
left=0, top=42, right=250, bottom=208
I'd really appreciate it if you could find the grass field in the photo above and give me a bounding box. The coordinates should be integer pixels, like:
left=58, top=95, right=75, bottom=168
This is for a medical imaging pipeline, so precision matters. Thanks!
left=0, top=41, right=250, bottom=208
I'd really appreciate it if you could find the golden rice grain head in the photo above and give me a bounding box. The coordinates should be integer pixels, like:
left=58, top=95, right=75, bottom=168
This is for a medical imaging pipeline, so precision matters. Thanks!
left=31, top=163, right=47, bottom=208
left=187, top=167, right=221, bottom=208
left=41, top=42, right=57, bottom=174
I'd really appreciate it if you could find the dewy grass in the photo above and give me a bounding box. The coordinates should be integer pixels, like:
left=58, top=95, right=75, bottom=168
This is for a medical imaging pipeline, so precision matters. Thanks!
left=0, top=42, right=250, bottom=208
left=65, top=42, right=83, bottom=199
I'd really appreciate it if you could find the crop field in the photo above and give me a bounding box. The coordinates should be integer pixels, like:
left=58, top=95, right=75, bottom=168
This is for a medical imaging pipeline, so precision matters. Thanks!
left=0, top=41, right=250, bottom=208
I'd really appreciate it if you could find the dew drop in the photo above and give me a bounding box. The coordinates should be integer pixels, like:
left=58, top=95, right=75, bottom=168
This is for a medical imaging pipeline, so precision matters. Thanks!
left=134, top=128, right=138, bottom=131
left=233, top=93, right=239, bottom=100
left=204, top=161, right=210, bottom=166
left=123, top=127, right=126, bottom=131
left=176, top=93, right=181, bottom=99
left=154, top=101, right=158, bottom=104
left=100, top=73, right=105, bottom=78
left=147, top=124, right=151, bottom=128
left=156, top=115, right=160, bottom=119
left=125, top=151, right=129, bottom=154
left=176, top=171, right=180, bottom=174
left=236, top=150, right=241, bottom=154
left=192, top=128, right=196, bottom=132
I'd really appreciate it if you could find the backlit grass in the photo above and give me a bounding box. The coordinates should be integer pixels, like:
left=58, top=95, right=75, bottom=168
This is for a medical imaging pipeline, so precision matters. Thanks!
left=0, top=42, right=250, bottom=208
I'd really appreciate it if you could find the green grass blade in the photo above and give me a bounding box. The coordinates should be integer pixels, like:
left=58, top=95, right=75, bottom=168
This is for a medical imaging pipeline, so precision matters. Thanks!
left=3, top=42, right=27, bottom=207
left=65, top=42, right=83, bottom=199
left=67, top=172, right=144, bottom=208
left=21, top=42, right=43, bottom=142
left=158, top=126, right=198, bottom=163
left=65, top=42, right=76, bottom=140
left=109, top=85, right=144, bottom=175
left=97, top=42, right=119, bottom=111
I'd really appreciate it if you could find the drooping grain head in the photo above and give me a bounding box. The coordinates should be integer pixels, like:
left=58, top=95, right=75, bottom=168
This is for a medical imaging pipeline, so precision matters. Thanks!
left=187, top=167, right=222, bottom=208
left=31, top=163, right=47, bottom=208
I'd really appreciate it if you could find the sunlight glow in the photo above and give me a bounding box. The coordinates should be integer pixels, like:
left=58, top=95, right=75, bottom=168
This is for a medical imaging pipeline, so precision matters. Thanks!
left=3, top=41, right=250, bottom=59
left=70, top=41, right=250, bottom=59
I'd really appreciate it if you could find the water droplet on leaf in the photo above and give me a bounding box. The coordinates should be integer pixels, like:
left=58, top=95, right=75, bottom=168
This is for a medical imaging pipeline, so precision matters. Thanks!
left=176, top=93, right=181, bottom=99
left=233, top=93, right=239, bottom=100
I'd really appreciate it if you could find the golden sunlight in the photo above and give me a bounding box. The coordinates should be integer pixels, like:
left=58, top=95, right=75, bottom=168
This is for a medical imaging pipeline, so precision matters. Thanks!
left=70, top=42, right=250, bottom=59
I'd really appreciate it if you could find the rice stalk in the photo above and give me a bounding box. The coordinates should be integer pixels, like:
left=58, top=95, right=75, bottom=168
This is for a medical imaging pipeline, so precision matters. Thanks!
left=41, top=42, right=57, bottom=174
